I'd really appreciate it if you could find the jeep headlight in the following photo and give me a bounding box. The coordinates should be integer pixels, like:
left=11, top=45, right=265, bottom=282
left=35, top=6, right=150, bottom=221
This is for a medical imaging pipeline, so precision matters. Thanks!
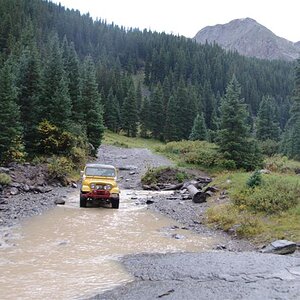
left=104, top=184, right=112, bottom=190
left=90, top=183, right=96, bottom=189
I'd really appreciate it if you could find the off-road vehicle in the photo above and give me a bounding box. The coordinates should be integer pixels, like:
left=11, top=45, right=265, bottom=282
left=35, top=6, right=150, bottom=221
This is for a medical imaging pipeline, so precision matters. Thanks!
left=80, top=164, right=120, bottom=208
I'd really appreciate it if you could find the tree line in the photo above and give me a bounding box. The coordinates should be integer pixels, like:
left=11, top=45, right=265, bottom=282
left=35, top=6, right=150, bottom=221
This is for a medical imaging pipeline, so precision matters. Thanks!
left=0, top=0, right=299, bottom=167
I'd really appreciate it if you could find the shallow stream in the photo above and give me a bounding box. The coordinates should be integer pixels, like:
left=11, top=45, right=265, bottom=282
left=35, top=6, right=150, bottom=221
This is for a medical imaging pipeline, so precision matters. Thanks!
left=0, top=190, right=216, bottom=299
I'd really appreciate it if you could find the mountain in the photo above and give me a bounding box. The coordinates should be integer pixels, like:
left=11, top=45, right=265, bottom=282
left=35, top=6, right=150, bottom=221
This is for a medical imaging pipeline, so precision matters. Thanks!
left=194, top=18, right=300, bottom=61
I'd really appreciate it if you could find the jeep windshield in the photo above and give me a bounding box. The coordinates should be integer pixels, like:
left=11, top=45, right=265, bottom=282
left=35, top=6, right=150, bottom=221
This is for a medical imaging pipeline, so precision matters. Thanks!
left=85, top=167, right=116, bottom=177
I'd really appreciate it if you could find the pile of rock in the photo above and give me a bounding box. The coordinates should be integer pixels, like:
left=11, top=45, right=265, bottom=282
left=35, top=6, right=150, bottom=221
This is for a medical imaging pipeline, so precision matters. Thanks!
left=0, top=163, right=53, bottom=197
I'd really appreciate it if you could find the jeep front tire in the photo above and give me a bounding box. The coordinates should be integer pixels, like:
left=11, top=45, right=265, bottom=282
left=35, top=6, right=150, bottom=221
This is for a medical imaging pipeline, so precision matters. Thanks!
left=80, top=194, right=87, bottom=207
left=111, top=197, right=119, bottom=209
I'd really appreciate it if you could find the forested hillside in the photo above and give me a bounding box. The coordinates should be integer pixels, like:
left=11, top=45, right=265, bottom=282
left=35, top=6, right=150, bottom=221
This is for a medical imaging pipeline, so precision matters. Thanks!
left=0, top=0, right=299, bottom=167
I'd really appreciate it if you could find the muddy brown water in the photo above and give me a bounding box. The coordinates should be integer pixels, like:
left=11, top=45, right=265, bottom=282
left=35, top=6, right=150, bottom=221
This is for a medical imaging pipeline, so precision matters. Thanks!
left=0, top=190, right=217, bottom=300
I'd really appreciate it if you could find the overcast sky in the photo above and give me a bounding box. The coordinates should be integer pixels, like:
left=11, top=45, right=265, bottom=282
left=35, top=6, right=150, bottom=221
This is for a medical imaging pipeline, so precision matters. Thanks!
left=52, top=0, right=300, bottom=42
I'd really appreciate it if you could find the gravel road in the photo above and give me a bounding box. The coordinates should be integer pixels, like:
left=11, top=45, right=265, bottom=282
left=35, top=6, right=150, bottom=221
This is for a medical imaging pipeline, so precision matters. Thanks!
left=93, top=252, right=300, bottom=300
left=90, top=145, right=300, bottom=300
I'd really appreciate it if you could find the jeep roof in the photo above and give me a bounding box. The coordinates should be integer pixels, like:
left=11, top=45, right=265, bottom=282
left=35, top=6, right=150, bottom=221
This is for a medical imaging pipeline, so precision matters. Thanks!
left=85, top=163, right=116, bottom=169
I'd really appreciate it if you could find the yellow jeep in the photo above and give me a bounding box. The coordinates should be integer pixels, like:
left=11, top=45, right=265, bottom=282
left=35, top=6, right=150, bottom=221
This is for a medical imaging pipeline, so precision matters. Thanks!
left=80, top=164, right=120, bottom=208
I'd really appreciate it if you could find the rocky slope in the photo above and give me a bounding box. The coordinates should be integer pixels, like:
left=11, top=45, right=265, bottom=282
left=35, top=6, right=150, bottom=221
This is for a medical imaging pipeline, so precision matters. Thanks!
left=194, top=18, right=300, bottom=61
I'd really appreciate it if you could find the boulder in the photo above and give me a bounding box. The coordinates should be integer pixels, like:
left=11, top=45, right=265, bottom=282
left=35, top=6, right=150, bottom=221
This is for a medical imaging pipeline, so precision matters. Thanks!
left=260, top=240, right=297, bottom=255
left=10, top=187, right=19, bottom=195
left=54, top=198, right=65, bottom=205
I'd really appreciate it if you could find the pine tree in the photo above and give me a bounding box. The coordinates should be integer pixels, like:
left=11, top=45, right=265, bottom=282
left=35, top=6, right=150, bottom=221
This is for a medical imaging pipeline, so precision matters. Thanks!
left=63, top=40, right=83, bottom=124
left=0, top=59, right=24, bottom=162
left=139, top=96, right=151, bottom=138
left=42, top=34, right=72, bottom=130
left=135, top=81, right=143, bottom=113
left=17, top=44, right=43, bottom=152
left=282, top=59, right=300, bottom=160
left=164, top=95, right=180, bottom=141
left=256, top=95, right=280, bottom=141
left=82, top=56, right=104, bottom=154
left=149, top=83, right=165, bottom=140
left=106, top=88, right=120, bottom=132
left=121, top=78, right=138, bottom=137
left=218, top=75, right=262, bottom=170
left=189, top=113, right=207, bottom=141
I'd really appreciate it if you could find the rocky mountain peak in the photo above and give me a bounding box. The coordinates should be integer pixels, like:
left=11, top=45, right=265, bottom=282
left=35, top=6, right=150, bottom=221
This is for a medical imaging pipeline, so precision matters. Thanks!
left=194, top=18, right=300, bottom=61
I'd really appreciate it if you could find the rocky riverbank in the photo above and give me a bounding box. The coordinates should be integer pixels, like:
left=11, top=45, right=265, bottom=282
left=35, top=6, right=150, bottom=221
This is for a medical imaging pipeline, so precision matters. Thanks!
left=0, top=163, right=73, bottom=228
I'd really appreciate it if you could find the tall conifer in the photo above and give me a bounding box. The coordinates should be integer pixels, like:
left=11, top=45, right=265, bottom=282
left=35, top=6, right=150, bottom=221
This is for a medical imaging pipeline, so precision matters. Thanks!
left=282, top=59, right=300, bottom=160
left=0, top=59, right=23, bottom=162
left=82, top=55, right=104, bottom=154
left=219, top=75, right=261, bottom=170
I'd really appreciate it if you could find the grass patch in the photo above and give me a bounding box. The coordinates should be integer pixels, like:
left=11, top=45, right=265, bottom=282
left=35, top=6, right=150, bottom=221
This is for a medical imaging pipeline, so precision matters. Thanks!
left=156, top=140, right=232, bottom=173
left=104, top=130, right=164, bottom=151
left=206, top=171, right=300, bottom=243
left=264, top=154, right=300, bottom=174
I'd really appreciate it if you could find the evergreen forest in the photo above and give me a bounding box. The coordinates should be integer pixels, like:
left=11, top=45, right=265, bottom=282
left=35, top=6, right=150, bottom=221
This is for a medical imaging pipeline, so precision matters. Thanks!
left=0, top=0, right=300, bottom=169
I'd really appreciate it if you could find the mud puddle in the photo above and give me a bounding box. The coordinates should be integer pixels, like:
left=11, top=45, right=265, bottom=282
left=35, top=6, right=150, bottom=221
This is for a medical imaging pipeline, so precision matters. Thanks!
left=0, top=190, right=216, bottom=299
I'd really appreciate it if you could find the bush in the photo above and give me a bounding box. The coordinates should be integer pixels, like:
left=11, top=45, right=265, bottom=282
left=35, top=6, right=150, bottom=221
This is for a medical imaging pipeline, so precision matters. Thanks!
left=233, top=176, right=300, bottom=214
left=246, top=170, right=263, bottom=188
left=47, top=156, right=74, bottom=185
left=0, top=173, right=11, bottom=185
left=158, top=140, right=226, bottom=170
left=264, top=155, right=300, bottom=174
left=259, top=139, right=279, bottom=156
left=37, top=120, right=77, bottom=155
left=70, top=147, right=87, bottom=169
left=141, top=166, right=190, bottom=185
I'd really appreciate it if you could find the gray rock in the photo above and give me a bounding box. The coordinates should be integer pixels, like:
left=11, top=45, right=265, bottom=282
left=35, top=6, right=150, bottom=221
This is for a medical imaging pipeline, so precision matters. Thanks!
left=142, top=185, right=151, bottom=190
left=171, top=234, right=185, bottom=240
left=22, top=184, right=30, bottom=192
left=0, top=167, right=10, bottom=173
left=260, top=240, right=297, bottom=255
left=10, top=187, right=19, bottom=195
left=71, top=182, right=78, bottom=188
left=35, top=186, right=52, bottom=193
left=146, top=199, right=154, bottom=205
left=9, top=182, right=21, bottom=188
left=54, top=199, right=65, bottom=205
left=259, top=169, right=271, bottom=174
left=118, top=165, right=138, bottom=171
left=129, top=171, right=136, bottom=175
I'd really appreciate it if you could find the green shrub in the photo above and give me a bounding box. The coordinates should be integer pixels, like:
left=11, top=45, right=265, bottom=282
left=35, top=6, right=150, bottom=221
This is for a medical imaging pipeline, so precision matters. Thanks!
left=246, top=170, right=263, bottom=188
left=37, top=120, right=78, bottom=155
left=141, top=166, right=190, bottom=185
left=175, top=172, right=188, bottom=183
left=70, top=147, right=87, bottom=169
left=264, top=155, right=300, bottom=174
left=47, top=156, right=74, bottom=185
left=259, top=139, right=279, bottom=156
left=220, top=159, right=236, bottom=170
left=0, top=173, right=11, bottom=185
left=233, top=176, right=300, bottom=214
left=158, top=140, right=226, bottom=170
